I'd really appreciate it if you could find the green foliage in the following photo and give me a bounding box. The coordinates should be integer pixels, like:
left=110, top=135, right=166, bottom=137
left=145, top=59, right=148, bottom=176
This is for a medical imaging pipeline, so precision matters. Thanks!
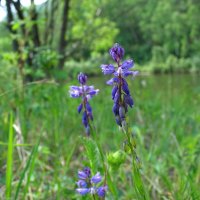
left=80, top=136, right=101, bottom=173
left=1, top=0, right=200, bottom=76
left=0, top=74, right=200, bottom=199
left=15, top=140, right=40, bottom=200
left=68, top=0, right=119, bottom=58
left=103, top=0, right=200, bottom=71
left=6, top=114, right=14, bottom=199
left=32, top=47, right=59, bottom=78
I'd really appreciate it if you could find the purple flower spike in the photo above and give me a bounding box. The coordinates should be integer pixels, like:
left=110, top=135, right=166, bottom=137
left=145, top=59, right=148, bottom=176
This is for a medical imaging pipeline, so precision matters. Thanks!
left=100, top=44, right=138, bottom=126
left=91, top=172, right=102, bottom=184
left=100, top=64, right=115, bottom=75
left=76, top=167, right=108, bottom=198
left=109, top=43, right=124, bottom=62
left=76, top=188, right=90, bottom=195
left=69, top=73, right=99, bottom=135
left=78, top=72, right=87, bottom=85
left=97, top=186, right=108, bottom=197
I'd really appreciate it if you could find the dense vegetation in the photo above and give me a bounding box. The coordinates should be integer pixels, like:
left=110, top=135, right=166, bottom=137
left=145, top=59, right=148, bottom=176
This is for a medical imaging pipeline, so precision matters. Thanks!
left=0, top=0, right=200, bottom=81
left=0, top=0, right=200, bottom=199
left=1, top=74, right=200, bottom=199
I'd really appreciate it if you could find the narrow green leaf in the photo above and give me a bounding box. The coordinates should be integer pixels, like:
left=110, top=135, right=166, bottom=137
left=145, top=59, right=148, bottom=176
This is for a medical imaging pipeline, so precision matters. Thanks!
left=14, top=139, right=40, bottom=200
left=6, top=113, right=14, bottom=199
left=22, top=140, right=40, bottom=200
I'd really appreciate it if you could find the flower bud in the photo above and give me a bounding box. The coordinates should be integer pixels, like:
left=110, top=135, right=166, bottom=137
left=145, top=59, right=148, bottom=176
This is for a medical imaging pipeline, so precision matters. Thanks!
left=78, top=72, right=87, bottom=85
left=109, top=43, right=124, bottom=62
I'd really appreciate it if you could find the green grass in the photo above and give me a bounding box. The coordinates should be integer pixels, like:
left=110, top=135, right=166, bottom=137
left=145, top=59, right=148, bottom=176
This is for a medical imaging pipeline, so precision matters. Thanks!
left=6, top=113, right=14, bottom=199
left=0, top=74, right=200, bottom=199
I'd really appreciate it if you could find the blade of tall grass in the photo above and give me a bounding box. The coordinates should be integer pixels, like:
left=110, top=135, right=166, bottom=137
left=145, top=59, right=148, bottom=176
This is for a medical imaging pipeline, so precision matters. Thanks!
left=6, top=113, right=14, bottom=199
left=22, top=139, right=40, bottom=200
left=14, top=139, right=40, bottom=200
left=65, top=142, right=77, bottom=170
left=0, top=141, right=33, bottom=147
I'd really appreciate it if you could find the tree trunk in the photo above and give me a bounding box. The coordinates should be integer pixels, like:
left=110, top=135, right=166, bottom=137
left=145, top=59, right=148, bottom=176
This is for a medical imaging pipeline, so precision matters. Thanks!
left=57, top=0, right=70, bottom=70
left=48, top=0, right=58, bottom=45
left=12, top=0, right=26, bottom=36
left=30, top=0, right=41, bottom=47
left=5, top=0, right=18, bottom=51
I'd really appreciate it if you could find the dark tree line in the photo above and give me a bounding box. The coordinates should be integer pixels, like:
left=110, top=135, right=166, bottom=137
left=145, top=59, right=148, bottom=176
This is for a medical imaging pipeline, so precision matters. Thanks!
left=2, top=0, right=199, bottom=78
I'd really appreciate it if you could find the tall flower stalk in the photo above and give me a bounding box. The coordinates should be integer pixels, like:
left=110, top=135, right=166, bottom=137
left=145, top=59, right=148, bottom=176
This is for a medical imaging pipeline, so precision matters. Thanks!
left=100, top=43, right=147, bottom=199
left=69, top=73, right=99, bottom=135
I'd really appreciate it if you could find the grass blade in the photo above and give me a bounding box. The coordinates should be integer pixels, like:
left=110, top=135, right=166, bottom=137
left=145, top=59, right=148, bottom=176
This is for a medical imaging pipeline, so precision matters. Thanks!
left=22, top=139, right=40, bottom=200
left=6, top=113, right=14, bottom=199
left=14, top=139, right=40, bottom=200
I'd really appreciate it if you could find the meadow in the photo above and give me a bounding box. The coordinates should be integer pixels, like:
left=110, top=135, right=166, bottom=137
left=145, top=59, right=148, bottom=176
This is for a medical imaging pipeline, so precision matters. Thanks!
left=0, top=0, right=200, bottom=199
left=0, top=73, right=199, bottom=199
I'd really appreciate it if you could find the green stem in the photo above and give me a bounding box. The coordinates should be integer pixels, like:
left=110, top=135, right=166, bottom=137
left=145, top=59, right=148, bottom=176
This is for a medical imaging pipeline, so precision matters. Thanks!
left=92, top=194, right=96, bottom=200
left=123, top=124, right=147, bottom=200
left=89, top=122, right=117, bottom=198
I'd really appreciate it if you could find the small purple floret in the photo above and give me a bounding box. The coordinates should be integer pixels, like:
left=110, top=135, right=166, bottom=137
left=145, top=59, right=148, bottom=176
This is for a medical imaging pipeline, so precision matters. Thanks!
left=83, top=167, right=91, bottom=177
left=76, top=180, right=87, bottom=188
left=91, top=172, right=102, bottom=184
left=100, top=64, right=115, bottom=75
left=76, top=188, right=90, bottom=195
left=78, top=170, right=88, bottom=180
left=97, top=186, right=108, bottom=197
left=77, top=103, right=83, bottom=113
left=112, top=86, right=118, bottom=99
left=124, top=94, right=134, bottom=108
left=121, top=59, right=134, bottom=69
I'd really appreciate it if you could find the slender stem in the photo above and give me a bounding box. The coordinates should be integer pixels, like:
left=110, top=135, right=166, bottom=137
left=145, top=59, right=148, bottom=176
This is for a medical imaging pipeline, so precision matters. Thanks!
left=123, top=124, right=147, bottom=200
left=89, top=122, right=117, bottom=198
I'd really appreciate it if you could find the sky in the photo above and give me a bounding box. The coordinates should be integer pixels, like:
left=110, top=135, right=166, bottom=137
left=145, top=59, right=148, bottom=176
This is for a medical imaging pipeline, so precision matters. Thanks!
left=0, top=0, right=46, bottom=21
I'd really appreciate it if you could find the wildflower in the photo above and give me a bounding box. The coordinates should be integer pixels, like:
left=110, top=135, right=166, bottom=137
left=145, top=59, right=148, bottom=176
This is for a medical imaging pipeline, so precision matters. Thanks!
left=97, top=186, right=108, bottom=197
left=69, top=73, right=99, bottom=135
left=100, top=43, right=138, bottom=127
left=76, top=167, right=108, bottom=198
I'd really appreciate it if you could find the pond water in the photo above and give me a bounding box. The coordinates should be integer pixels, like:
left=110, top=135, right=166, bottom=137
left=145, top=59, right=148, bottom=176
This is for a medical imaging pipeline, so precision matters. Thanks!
left=90, top=74, right=200, bottom=139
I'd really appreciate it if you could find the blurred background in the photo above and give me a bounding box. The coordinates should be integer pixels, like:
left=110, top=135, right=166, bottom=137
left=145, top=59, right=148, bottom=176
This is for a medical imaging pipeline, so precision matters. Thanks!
left=0, top=0, right=200, bottom=199
left=0, top=0, right=200, bottom=79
